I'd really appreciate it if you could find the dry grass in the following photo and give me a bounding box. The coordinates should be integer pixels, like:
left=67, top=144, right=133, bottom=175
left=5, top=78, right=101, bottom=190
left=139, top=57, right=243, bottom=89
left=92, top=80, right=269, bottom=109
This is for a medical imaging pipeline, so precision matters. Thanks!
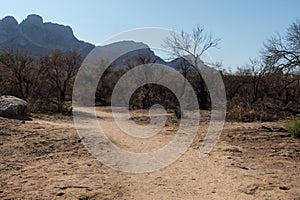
left=226, top=104, right=279, bottom=122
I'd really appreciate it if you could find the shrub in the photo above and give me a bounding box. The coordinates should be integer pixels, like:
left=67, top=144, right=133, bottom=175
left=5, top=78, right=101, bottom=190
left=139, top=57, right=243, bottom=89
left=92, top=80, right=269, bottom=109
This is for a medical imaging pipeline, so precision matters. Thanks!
left=285, top=117, right=300, bottom=138
left=226, top=103, right=279, bottom=122
left=175, top=107, right=182, bottom=119
left=61, top=102, right=73, bottom=115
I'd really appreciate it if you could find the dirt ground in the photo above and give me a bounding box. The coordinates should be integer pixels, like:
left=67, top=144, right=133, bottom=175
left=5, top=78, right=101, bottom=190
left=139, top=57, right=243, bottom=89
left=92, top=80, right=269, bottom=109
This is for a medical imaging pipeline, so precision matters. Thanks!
left=0, top=107, right=299, bottom=199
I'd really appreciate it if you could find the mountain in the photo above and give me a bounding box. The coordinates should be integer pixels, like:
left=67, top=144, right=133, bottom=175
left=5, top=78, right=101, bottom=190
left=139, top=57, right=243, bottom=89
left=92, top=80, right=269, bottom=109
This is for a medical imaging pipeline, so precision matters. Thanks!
left=0, top=14, right=94, bottom=56
left=87, top=41, right=162, bottom=69
left=0, top=14, right=200, bottom=72
left=88, top=40, right=199, bottom=72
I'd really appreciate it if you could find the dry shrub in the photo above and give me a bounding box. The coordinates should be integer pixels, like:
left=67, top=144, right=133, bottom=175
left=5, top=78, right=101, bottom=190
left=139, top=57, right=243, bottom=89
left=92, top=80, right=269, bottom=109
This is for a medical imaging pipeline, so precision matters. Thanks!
left=227, top=103, right=279, bottom=122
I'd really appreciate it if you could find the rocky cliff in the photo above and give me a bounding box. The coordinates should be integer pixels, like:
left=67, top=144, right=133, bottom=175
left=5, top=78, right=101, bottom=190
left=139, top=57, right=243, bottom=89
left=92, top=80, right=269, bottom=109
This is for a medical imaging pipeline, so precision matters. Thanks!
left=0, top=14, right=94, bottom=56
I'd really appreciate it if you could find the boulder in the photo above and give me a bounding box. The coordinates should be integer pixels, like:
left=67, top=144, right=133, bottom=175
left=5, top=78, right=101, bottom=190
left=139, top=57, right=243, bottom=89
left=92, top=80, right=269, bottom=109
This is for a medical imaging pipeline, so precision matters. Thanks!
left=0, top=95, right=28, bottom=117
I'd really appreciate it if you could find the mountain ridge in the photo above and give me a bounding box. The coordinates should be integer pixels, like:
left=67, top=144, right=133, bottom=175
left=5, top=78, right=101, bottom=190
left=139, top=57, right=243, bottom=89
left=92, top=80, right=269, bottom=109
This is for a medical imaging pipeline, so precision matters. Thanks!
left=0, top=14, right=197, bottom=72
left=0, top=14, right=94, bottom=56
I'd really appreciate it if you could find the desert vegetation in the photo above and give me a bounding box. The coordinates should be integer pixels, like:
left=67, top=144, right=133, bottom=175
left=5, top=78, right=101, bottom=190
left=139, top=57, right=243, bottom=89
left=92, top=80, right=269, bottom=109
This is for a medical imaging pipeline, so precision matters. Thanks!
left=0, top=21, right=299, bottom=123
left=0, top=49, right=82, bottom=113
left=0, top=16, right=299, bottom=199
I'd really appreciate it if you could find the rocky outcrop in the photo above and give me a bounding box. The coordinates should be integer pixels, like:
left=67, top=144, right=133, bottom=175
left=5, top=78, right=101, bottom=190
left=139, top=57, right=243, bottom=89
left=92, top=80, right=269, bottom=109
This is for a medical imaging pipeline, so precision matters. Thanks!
left=0, top=96, right=28, bottom=117
left=0, top=15, right=200, bottom=72
left=0, top=14, right=94, bottom=57
left=0, top=16, right=20, bottom=43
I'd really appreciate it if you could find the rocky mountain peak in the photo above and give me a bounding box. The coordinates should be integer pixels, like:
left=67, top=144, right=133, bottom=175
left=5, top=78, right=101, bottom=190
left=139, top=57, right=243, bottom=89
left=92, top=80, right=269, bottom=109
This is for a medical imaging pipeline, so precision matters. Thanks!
left=21, top=14, right=43, bottom=27
left=0, top=16, right=18, bottom=27
left=0, top=16, right=20, bottom=43
left=0, top=14, right=94, bottom=56
left=0, top=14, right=200, bottom=73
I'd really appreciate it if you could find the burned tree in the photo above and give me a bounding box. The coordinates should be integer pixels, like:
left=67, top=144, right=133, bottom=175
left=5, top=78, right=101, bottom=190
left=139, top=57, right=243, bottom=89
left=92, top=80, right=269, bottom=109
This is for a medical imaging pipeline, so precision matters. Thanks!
left=164, top=25, right=220, bottom=109
left=0, top=50, right=42, bottom=100
left=40, top=50, right=82, bottom=111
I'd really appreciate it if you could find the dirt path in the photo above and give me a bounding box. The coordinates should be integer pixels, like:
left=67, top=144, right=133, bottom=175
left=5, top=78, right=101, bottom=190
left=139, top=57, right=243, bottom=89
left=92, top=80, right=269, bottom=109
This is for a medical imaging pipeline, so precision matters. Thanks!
left=0, top=107, right=299, bottom=199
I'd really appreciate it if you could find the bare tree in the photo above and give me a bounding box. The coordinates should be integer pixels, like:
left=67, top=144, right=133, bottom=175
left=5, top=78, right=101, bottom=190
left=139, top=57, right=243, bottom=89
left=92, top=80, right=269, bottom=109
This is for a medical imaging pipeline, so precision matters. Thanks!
left=262, top=20, right=300, bottom=73
left=125, top=53, right=165, bottom=108
left=235, top=59, right=264, bottom=105
left=262, top=73, right=300, bottom=115
left=0, top=50, right=43, bottom=100
left=259, top=20, right=300, bottom=115
left=40, top=50, right=82, bottom=111
left=164, top=25, right=220, bottom=109
left=94, top=58, right=111, bottom=104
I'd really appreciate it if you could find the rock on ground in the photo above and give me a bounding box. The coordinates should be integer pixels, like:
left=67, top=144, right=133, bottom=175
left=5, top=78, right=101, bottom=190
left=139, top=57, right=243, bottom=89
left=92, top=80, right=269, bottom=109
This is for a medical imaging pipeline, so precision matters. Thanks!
left=0, top=95, right=28, bottom=117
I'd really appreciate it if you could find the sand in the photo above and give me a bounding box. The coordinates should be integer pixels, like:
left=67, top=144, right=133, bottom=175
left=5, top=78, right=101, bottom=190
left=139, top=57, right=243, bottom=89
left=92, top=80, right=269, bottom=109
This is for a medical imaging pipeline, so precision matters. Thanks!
left=0, top=107, right=299, bottom=199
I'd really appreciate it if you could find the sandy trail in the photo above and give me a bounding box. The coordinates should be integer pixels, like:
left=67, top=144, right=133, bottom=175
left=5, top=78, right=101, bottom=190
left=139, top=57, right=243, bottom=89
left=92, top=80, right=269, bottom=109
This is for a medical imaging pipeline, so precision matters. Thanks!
left=0, top=107, right=299, bottom=199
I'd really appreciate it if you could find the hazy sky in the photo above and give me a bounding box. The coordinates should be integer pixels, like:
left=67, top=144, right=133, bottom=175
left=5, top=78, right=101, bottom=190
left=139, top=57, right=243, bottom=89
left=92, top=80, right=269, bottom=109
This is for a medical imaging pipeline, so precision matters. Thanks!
left=1, top=0, right=300, bottom=70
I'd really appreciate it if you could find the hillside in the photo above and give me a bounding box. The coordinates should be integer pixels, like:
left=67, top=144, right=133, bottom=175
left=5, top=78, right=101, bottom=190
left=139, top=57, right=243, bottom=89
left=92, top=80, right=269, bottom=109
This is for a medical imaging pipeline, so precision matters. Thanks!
left=0, top=14, right=94, bottom=56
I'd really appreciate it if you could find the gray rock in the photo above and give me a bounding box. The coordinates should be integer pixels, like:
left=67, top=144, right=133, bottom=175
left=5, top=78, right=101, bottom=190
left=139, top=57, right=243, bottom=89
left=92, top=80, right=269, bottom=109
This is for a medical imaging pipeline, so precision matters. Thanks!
left=0, top=16, right=20, bottom=43
left=0, top=96, right=28, bottom=117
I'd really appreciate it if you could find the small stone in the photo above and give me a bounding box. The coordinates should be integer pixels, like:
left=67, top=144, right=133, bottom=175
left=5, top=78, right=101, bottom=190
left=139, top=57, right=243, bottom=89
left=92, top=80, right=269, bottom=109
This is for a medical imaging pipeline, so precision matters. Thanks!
left=279, top=186, right=289, bottom=190
left=57, top=192, right=64, bottom=196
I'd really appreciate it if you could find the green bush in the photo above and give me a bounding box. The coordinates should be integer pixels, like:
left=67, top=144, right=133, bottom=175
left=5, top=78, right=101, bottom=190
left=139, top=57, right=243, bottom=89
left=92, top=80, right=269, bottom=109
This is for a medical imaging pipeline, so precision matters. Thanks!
left=285, top=117, right=300, bottom=138
left=175, top=107, right=182, bottom=119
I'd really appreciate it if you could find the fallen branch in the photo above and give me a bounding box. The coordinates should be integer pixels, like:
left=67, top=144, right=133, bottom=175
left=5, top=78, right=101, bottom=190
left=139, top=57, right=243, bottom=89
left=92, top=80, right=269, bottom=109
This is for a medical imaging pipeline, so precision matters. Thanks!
left=55, top=185, right=91, bottom=190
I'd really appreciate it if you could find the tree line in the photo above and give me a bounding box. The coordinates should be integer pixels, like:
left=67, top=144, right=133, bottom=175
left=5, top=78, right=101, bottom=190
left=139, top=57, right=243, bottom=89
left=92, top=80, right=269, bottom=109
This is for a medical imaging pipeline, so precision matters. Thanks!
left=0, top=20, right=299, bottom=121
left=225, top=20, right=300, bottom=121
left=0, top=50, right=81, bottom=112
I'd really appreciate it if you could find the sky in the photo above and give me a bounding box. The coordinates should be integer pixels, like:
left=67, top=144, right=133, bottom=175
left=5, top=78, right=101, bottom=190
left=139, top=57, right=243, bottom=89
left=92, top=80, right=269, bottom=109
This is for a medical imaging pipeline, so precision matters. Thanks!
left=1, top=0, right=300, bottom=71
